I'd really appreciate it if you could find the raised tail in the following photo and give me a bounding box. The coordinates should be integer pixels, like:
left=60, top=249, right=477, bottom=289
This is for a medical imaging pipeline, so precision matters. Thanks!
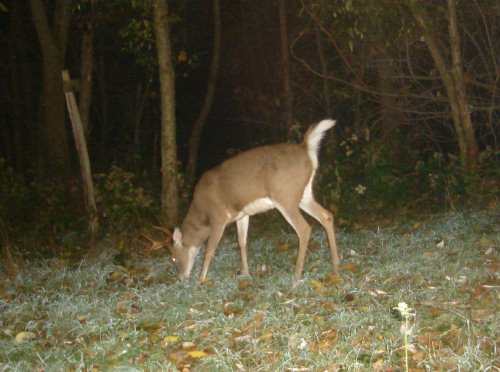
left=303, top=119, right=336, bottom=169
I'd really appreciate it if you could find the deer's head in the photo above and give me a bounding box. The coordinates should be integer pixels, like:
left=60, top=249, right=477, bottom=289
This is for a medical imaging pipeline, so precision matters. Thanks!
left=171, top=228, right=201, bottom=280
left=144, top=226, right=199, bottom=280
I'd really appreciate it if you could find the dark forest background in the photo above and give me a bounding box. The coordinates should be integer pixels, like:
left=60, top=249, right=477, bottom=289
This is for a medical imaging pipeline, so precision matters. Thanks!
left=0, top=0, right=498, bottom=258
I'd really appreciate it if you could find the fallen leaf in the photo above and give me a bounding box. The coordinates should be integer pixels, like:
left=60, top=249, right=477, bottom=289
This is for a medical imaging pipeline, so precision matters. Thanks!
left=324, top=272, right=342, bottom=285
left=224, top=302, right=243, bottom=317
left=15, top=331, right=36, bottom=345
left=309, top=339, right=334, bottom=352
left=202, top=278, right=215, bottom=288
left=243, top=312, right=265, bottom=332
left=259, top=331, right=274, bottom=343
left=343, top=262, right=359, bottom=273
left=234, top=361, right=246, bottom=371
left=167, top=350, right=188, bottom=364
left=309, top=240, right=321, bottom=250
left=343, top=293, right=355, bottom=302
left=288, top=333, right=308, bottom=350
left=279, top=242, right=291, bottom=251
left=373, top=359, right=385, bottom=371
left=135, top=353, right=149, bottom=363
left=311, top=279, right=325, bottom=293
left=370, top=289, right=388, bottom=298
left=412, top=351, right=425, bottom=362
left=182, top=341, right=196, bottom=350
left=188, top=350, right=207, bottom=359
left=238, top=278, right=250, bottom=291
left=163, top=335, right=181, bottom=344
left=320, top=327, right=338, bottom=341
left=183, top=321, right=198, bottom=331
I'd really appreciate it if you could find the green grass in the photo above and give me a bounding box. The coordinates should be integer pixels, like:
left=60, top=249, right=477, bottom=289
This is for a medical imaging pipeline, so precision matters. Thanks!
left=0, top=210, right=499, bottom=371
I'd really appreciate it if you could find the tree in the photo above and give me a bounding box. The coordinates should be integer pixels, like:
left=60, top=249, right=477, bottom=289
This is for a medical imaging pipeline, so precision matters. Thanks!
left=297, top=0, right=491, bottom=170
left=279, top=0, right=293, bottom=132
left=78, top=2, right=94, bottom=138
left=409, top=0, right=479, bottom=169
left=29, top=0, right=72, bottom=177
left=153, top=0, right=179, bottom=227
left=185, top=0, right=221, bottom=189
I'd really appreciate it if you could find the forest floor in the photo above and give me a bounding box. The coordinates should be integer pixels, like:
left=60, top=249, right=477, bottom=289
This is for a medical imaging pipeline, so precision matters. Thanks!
left=0, top=209, right=499, bottom=371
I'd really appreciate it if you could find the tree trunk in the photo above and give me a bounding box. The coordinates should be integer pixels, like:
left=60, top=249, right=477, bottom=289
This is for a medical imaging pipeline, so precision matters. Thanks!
left=186, top=0, right=221, bottom=189
left=374, top=46, right=404, bottom=139
left=29, top=0, right=72, bottom=178
left=446, top=0, right=478, bottom=169
left=10, top=1, right=37, bottom=175
left=133, top=79, right=152, bottom=167
left=314, top=23, right=332, bottom=117
left=62, top=70, right=98, bottom=239
left=153, top=0, right=179, bottom=227
left=410, top=0, right=478, bottom=169
left=279, top=0, right=292, bottom=134
left=9, top=1, right=24, bottom=173
left=79, top=23, right=93, bottom=138
left=95, top=57, right=110, bottom=163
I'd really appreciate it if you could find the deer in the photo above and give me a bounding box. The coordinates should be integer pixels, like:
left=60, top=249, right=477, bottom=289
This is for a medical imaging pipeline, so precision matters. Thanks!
left=161, top=119, right=339, bottom=282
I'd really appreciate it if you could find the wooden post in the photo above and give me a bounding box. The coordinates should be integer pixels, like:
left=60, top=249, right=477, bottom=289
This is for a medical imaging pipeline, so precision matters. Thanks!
left=62, top=69, right=98, bottom=239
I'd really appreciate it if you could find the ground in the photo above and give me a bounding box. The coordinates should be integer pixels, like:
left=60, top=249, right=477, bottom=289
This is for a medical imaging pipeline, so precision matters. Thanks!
left=0, top=210, right=498, bottom=370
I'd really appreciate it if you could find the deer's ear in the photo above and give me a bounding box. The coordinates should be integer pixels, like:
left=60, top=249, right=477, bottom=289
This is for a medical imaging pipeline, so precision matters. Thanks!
left=173, top=228, right=182, bottom=245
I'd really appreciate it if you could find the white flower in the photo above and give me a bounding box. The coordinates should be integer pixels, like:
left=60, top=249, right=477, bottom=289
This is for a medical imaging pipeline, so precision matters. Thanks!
left=394, top=302, right=413, bottom=318
left=355, top=184, right=366, bottom=195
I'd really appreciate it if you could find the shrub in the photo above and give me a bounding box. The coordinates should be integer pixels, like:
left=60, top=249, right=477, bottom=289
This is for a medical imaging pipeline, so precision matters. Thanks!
left=94, top=165, right=158, bottom=231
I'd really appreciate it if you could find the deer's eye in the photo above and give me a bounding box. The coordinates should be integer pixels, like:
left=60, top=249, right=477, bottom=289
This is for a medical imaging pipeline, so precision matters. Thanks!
left=172, top=257, right=176, bottom=263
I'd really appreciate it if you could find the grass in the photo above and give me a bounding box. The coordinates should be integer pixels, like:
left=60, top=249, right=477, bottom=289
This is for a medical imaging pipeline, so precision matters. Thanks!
left=0, top=209, right=499, bottom=371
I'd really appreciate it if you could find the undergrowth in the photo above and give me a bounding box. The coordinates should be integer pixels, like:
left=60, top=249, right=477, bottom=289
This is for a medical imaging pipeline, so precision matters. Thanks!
left=0, top=210, right=498, bottom=370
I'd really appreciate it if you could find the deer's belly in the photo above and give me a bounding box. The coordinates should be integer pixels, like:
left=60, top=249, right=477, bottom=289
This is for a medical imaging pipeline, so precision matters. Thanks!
left=232, top=198, right=275, bottom=220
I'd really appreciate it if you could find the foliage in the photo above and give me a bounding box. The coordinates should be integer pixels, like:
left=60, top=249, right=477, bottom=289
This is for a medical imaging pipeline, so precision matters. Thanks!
left=94, top=165, right=158, bottom=231
left=0, top=162, right=159, bottom=255
left=315, top=130, right=499, bottom=225
left=0, top=159, right=82, bottom=248
left=0, top=211, right=498, bottom=370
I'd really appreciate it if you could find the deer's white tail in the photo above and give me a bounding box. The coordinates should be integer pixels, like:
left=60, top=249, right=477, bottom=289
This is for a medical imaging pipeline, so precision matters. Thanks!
left=304, top=119, right=336, bottom=169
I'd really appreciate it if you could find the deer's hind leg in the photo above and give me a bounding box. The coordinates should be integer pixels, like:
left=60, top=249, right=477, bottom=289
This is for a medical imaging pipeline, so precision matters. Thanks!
left=299, top=184, right=339, bottom=273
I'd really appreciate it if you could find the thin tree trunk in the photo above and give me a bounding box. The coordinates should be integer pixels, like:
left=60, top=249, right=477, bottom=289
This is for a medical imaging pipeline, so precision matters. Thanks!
left=96, top=57, right=110, bottom=162
left=133, top=79, right=152, bottom=166
left=62, top=70, right=98, bottom=239
left=9, top=1, right=23, bottom=173
left=279, top=0, right=292, bottom=134
left=314, top=23, right=332, bottom=117
left=186, top=0, right=221, bottom=189
left=410, top=0, right=478, bottom=169
left=374, top=46, right=404, bottom=139
left=446, top=0, right=478, bottom=168
left=29, top=0, right=72, bottom=178
left=79, top=23, right=93, bottom=138
left=153, top=0, right=179, bottom=227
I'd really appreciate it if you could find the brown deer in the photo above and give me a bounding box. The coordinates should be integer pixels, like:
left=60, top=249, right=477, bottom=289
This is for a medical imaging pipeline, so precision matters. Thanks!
left=168, top=119, right=339, bottom=282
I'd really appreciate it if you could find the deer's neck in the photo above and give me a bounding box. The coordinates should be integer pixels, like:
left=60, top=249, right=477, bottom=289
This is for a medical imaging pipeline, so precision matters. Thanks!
left=180, top=206, right=210, bottom=247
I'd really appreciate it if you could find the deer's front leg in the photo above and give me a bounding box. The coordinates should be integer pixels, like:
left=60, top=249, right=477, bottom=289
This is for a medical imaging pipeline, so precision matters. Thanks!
left=236, top=215, right=250, bottom=276
left=199, top=225, right=226, bottom=283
